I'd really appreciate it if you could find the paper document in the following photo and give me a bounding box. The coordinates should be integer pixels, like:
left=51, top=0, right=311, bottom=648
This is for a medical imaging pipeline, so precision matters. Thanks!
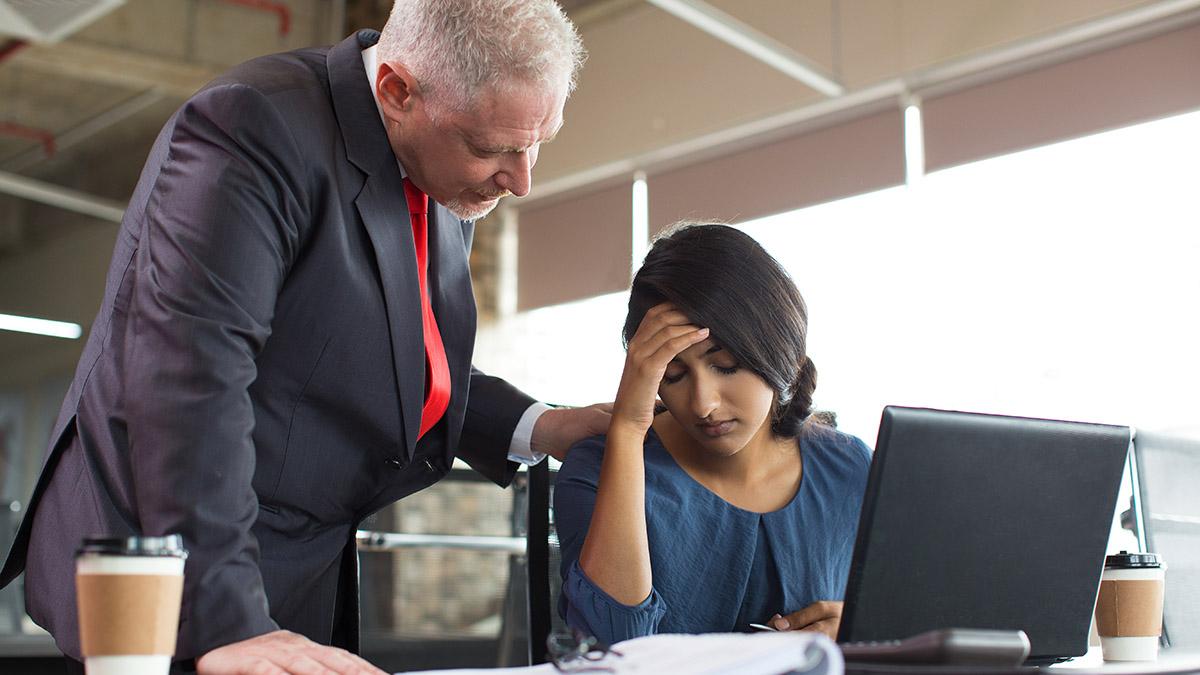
left=400, top=631, right=841, bottom=674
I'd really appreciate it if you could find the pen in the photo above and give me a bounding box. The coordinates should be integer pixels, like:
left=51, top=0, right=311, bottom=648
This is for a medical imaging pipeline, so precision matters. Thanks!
left=749, top=623, right=778, bottom=632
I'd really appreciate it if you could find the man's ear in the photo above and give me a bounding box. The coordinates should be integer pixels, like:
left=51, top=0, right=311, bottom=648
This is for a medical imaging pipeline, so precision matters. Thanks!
left=376, top=62, right=419, bottom=120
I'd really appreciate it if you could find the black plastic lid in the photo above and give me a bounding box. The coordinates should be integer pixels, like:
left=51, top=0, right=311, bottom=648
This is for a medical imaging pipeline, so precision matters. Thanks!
left=1104, top=550, right=1161, bottom=569
left=77, top=535, right=188, bottom=559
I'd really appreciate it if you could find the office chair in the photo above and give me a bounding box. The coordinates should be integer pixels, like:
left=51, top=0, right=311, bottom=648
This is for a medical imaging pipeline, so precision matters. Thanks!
left=1131, top=429, right=1200, bottom=650
left=526, top=459, right=569, bottom=665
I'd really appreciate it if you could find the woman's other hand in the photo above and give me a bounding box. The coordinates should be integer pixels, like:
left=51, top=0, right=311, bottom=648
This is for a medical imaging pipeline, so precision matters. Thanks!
left=610, top=303, right=708, bottom=434
left=768, top=600, right=844, bottom=640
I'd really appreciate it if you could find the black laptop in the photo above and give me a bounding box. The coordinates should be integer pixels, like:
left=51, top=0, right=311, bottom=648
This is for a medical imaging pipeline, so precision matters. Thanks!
left=837, top=406, right=1130, bottom=664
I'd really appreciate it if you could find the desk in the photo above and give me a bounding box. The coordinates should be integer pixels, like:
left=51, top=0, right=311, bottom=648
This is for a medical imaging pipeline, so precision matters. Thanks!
left=844, top=647, right=1200, bottom=675
left=1050, top=646, right=1200, bottom=674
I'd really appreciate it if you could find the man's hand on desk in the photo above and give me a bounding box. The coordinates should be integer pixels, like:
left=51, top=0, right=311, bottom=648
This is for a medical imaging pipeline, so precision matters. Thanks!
left=532, top=403, right=614, bottom=461
left=769, top=600, right=843, bottom=640
left=196, top=629, right=386, bottom=675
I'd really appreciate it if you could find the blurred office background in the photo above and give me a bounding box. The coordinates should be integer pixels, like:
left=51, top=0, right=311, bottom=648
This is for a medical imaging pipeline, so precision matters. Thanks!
left=1, top=0, right=1198, bottom=670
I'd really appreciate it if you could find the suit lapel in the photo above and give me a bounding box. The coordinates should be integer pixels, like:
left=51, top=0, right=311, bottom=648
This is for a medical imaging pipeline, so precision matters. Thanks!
left=356, top=175, right=425, bottom=460
left=329, top=30, right=424, bottom=461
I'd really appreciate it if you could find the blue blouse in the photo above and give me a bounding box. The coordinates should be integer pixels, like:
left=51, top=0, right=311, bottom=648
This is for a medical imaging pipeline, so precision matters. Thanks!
left=554, top=424, right=872, bottom=645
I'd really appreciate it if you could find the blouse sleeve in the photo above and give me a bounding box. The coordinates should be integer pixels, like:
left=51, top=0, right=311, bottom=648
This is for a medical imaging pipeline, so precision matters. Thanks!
left=553, top=436, right=669, bottom=644
left=561, top=560, right=668, bottom=645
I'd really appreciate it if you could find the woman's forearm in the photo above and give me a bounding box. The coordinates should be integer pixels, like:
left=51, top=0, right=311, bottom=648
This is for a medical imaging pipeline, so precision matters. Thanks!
left=576, top=303, right=707, bottom=607
left=577, top=419, right=654, bottom=606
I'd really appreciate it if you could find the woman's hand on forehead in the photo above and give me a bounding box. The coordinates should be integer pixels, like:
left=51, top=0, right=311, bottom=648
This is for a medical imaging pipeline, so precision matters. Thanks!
left=610, top=302, right=709, bottom=434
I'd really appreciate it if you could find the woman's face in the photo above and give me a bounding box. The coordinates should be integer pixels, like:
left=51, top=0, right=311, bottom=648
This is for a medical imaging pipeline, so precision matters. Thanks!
left=658, top=337, right=777, bottom=456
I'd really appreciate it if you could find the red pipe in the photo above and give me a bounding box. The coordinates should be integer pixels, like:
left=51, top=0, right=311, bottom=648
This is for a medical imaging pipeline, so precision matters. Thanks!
left=0, top=41, right=54, bottom=159
left=0, top=40, right=29, bottom=63
left=216, top=0, right=292, bottom=37
left=0, top=122, right=56, bottom=158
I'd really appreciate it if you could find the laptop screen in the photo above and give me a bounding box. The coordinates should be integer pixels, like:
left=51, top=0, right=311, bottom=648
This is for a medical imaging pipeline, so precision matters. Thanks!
left=837, top=406, right=1130, bottom=662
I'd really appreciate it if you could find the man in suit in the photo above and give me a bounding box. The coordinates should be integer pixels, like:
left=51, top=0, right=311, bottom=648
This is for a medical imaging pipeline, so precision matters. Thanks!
left=0, top=1, right=602, bottom=673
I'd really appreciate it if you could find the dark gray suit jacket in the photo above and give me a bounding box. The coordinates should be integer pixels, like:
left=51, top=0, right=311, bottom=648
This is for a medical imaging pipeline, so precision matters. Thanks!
left=0, top=30, right=535, bottom=662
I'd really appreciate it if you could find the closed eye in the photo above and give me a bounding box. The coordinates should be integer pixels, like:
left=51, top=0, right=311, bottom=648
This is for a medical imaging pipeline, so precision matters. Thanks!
left=713, top=364, right=739, bottom=375
left=470, top=144, right=502, bottom=158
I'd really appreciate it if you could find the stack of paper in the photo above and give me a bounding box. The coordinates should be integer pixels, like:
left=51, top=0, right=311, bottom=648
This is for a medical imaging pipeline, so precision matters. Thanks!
left=400, top=631, right=842, bottom=675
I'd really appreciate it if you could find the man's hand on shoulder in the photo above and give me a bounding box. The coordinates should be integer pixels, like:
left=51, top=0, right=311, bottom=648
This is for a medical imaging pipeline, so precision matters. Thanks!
left=531, top=403, right=613, bottom=461
left=196, top=629, right=386, bottom=675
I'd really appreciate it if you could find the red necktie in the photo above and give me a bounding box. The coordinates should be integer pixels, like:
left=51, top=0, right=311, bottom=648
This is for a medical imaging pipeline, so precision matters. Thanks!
left=403, top=178, right=452, bottom=440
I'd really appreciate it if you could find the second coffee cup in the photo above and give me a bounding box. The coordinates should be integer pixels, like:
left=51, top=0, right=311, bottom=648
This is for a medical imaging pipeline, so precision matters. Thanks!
left=1094, top=551, right=1165, bottom=662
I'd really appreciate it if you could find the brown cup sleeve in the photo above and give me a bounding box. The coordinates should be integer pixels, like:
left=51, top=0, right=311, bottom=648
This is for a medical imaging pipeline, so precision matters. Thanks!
left=1094, top=579, right=1164, bottom=638
left=76, top=574, right=184, bottom=656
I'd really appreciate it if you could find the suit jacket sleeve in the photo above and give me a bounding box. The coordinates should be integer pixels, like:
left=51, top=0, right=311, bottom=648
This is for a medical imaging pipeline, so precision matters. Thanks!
left=125, top=82, right=308, bottom=657
left=457, top=368, right=536, bottom=487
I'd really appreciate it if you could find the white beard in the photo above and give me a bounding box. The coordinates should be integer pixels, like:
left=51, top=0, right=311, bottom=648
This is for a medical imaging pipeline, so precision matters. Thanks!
left=445, top=195, right=502, bottom=221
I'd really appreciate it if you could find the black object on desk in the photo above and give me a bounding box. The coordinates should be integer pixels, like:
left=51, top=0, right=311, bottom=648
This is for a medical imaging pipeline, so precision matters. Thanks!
left=838, top=406, right=1130, bottom=664
left=841, top=628, right=1031, bottom=666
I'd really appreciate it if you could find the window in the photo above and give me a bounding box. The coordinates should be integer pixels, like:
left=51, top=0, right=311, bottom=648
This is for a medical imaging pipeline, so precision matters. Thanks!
left=480, top=109, right=1200, bottom=453
left=740, top=107, right=1200, bottom=443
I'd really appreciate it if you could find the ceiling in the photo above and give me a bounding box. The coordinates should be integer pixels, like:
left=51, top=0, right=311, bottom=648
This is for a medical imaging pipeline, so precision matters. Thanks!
left=0, top=0, right=1190, bottom=255
left=0, top=0, right=358, bottom=259
left=0, top=0, right=1197, bottom=380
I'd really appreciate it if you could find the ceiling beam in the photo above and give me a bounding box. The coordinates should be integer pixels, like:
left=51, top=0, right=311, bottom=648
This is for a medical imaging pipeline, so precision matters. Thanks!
left=564, top=0, right=643, bottom=27
left=0, top=171, right=125, bottom=223
left=644, top=0, right=844, bottom=97
left=527, top=1, right=1200, bottom=205
left=2, top=89, right=164, bottom=172
left=11, top=40, right=220, bottom=99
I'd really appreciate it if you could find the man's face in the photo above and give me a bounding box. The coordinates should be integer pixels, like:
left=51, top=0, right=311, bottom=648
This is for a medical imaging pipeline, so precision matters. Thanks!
left=378, top=67, right=565, bottom=221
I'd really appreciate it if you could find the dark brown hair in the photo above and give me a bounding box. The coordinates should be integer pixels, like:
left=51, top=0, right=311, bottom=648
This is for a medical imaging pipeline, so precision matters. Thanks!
left=623, top=223, right=817, bottom=438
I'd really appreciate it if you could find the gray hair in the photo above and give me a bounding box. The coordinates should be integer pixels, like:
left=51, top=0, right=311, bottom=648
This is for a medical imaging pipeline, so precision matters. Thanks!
left=377, top=0, right=585, bottom=112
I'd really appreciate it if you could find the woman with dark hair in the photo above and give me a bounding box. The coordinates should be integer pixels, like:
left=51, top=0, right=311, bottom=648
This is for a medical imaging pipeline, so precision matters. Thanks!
left=554, top=223, right=871, bottom=646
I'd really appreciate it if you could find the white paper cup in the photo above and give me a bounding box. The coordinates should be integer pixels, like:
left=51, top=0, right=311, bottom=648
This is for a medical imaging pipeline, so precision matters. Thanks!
left=1099, top=635, right=1161, bottom=662
left=83, top=655, right=173, bottom=675
left=75, top=536, right=187, bottom=675
left=1095, top=552, right=1165, bottom=662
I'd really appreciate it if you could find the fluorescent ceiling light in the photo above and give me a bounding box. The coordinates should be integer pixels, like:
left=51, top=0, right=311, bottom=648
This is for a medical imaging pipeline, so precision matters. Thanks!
left=646, top=0, right=844, bottom=97
left=0, top=313, right=82, bottom=339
